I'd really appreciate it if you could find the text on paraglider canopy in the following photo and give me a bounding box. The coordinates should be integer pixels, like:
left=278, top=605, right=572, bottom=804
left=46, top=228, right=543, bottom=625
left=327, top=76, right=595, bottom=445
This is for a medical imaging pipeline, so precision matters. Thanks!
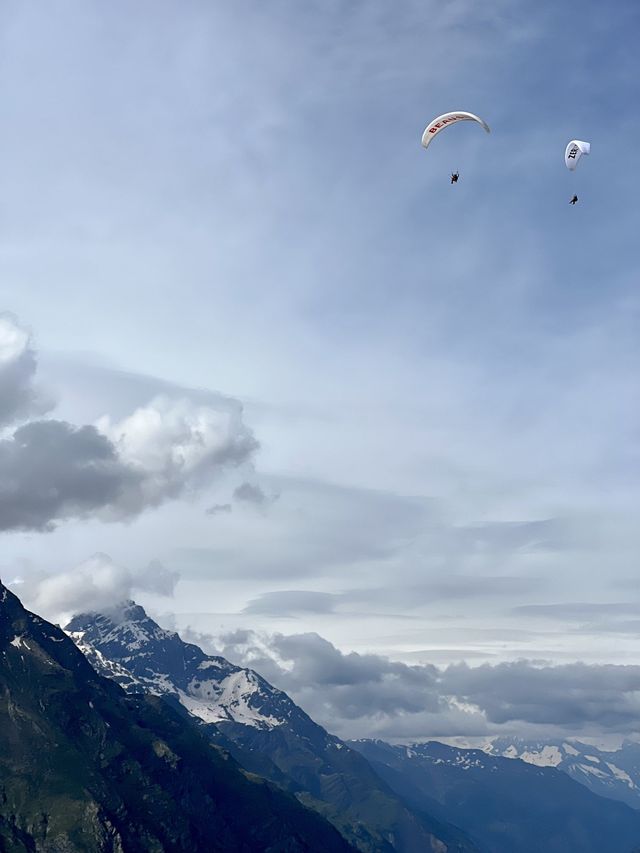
left=428, top=115, right=468, bottom=133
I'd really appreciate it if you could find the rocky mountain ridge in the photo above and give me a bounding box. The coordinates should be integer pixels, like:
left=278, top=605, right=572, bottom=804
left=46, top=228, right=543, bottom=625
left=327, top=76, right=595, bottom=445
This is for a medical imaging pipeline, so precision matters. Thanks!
left=0, top=580, right=358, bottom=853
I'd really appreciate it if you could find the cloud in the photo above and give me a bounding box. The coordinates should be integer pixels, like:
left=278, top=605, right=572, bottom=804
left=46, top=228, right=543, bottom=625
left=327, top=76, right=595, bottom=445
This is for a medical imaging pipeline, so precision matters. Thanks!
left=174, top=478, right=437, bottom=581
left=97, top=395, right=258, bottom=509
left=513, top=602, right=640, bottom=622
left=3, top=0, right=639, bottom=716
left=0, top=420, right=140, bottom=532
left=0, top=321, right=258, bottom=533
left=233, top=481, right=272, bottom=506
left=213, top=627, right=640, bottom=740
left=13, top=552, right=179, bottom=623
left=0, top=313, right=52, bottom=426
left=451, top=519, right=573, bottom=554
left=243, top=575, right=541, bottom=618
left=205, top=503, right=232, bottom=516
left=347, top=576, right=542, bottom=610
left=512, top=601, right=640, bottom=637
left=139, top=558, right=180, bottom=597
left=441, top=661, right=640, bottom=730
left=243, top=590, right=339, bottom=616
left=218, top=629, right=450, bottom=734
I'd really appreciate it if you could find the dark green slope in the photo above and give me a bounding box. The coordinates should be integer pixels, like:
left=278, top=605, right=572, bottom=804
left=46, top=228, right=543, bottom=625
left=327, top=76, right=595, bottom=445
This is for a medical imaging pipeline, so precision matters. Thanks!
left=217, top=720, right=475, bottom=853
left=0, top=581, right=356, bottom=853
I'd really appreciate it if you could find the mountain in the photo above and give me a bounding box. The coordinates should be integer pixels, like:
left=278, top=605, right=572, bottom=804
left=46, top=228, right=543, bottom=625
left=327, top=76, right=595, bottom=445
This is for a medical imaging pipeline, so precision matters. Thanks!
left=0, top=580, right=357, bottom=853
left=67, top=602, right=478, bottom=853
left=66, top=602, right=319, bottom=734
left=484, top=736, right=640, bottom=810
left=349, top=739, right=640, bottom=853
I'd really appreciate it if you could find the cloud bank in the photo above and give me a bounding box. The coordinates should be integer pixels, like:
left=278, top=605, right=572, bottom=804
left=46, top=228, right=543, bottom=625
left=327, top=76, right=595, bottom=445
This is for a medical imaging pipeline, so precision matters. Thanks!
left=214, top=628, right=640, bottom=741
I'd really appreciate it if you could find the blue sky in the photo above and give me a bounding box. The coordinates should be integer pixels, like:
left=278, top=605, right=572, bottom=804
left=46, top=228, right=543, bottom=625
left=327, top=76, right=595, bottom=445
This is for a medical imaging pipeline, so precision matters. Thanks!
left=2, top=0, right=640, bottom=740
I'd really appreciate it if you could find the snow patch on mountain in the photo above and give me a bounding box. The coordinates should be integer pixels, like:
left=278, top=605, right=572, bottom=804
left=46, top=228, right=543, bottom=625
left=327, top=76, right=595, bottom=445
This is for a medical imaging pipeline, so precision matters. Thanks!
left=69, top=630, right=141, bottom=686
left=575, top=764, right=609, bottom=780
left=483, top=736, right=640, bottom=809
left=176, top=671, right=282, bottom=729
left=519, top=746, right=563, bottom=767
left=607, top=763, right=635, bottom=788
left=197, top=659, right=226, bottom=672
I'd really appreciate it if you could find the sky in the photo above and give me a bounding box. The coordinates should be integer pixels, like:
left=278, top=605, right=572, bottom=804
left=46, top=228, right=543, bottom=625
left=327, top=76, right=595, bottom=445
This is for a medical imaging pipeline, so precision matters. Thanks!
left=2, top=0, right=640, bottom=743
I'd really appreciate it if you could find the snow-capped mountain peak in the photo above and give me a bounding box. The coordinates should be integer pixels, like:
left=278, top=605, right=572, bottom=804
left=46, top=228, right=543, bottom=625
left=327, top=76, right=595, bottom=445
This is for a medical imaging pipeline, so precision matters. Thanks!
left=66, top=602, right=305, bottom=732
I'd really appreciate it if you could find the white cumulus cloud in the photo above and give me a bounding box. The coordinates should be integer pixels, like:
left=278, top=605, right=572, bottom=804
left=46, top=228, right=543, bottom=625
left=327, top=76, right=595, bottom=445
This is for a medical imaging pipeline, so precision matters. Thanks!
left=96, top=395, right=258, bottom=513
left=13, top=552, right=179, bottom=624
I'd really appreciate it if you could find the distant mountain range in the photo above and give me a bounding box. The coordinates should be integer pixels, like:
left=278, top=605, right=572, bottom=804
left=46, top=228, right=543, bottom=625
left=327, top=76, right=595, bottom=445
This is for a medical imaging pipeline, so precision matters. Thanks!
left=349, top=739, right=640, bottom=853
left=484, top=736, right=640, bottom=810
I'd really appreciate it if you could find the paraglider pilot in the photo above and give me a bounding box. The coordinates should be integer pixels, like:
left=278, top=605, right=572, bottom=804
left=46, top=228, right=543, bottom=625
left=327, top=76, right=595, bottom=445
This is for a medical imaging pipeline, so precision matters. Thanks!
left=451, top=172, right=459, bottom=184
left=570, top=195, right=578, bottom=205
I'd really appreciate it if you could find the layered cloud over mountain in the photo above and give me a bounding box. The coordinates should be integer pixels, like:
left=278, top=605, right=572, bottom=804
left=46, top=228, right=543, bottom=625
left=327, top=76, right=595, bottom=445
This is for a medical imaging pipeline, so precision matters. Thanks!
left=13, top=542, right=640, bottom=744
left=61, top=596, right=640, bottom=853
left=215, top=628, right=640, bottom=741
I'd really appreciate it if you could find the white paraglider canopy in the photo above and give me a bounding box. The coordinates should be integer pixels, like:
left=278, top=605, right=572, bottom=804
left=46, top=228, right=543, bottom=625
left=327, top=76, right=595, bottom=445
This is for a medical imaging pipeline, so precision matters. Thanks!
left=565, top=140, right=591, bottom=171
left=421, top=111, right=491, bottom=149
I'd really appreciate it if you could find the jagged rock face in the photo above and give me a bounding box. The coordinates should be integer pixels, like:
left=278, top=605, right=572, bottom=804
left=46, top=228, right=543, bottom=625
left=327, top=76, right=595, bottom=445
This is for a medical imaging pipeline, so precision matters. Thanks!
left=0, top=581, right=357, bottom=853
left=67, top=603, right=478, bottom=853
left=350, top=739, right=640, bottom=853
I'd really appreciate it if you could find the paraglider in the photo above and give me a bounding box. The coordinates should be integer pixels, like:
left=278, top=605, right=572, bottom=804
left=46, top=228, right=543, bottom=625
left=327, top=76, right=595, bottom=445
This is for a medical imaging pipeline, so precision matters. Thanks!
left=565, top=140, right=591, bottom=171
left=422, top=112, right=490, bottom=184
left=565, top=140, right=590, bottom=205
left=418, top=118, right=594, bottom=206
left=421, top=111, right=491, bottom=149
